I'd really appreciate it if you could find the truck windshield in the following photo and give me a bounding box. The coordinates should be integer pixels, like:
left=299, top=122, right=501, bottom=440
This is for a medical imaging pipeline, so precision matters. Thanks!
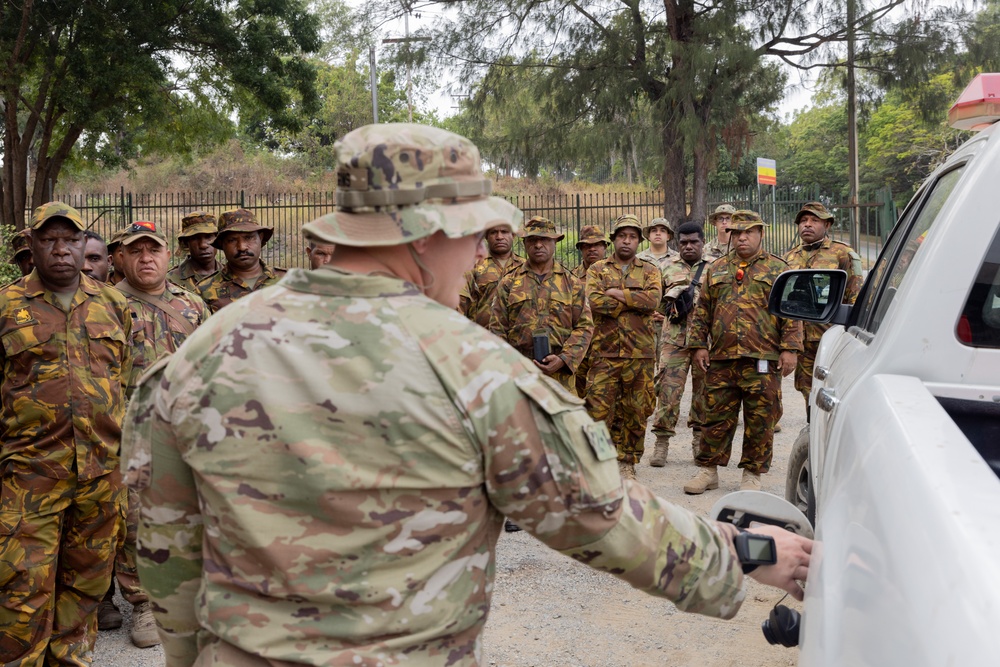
left=958, top=226, right=1000, bottom=348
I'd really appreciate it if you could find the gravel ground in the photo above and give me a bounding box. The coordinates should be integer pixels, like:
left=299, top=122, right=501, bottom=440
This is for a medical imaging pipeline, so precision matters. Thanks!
left=95, top=374, right=805, bottom=666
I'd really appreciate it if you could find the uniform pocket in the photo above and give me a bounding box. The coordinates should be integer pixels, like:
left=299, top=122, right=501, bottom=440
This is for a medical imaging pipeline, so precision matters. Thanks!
left=1, top=324, right=64, bottom=388
left=85, top=320, right=127, bottom=378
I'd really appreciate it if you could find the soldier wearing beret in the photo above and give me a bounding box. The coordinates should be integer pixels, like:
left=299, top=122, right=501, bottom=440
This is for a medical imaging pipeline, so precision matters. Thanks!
left=123, top=124, right=811, bottom=666
left=685, top=211, right=803, bottom=495
left=167, top=211, right=220, bottom=291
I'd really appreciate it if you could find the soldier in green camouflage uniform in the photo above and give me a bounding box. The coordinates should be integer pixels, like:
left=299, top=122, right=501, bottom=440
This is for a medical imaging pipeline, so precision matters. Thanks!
left=122, top=124, right=812, bottom=667
left=571, top=225, right=609, bottom=396
left=704, top=204, right=737, bottom=260
left=0, top=203, right=133, bottom=665
left=490, top=216, right=593, bottom=393
left=685, top=211, right=803, bottom=495
left=649, top=222, right=710, bottom=466
left=458, top=222, right=524, bottom=327
left=584, top=214, right=662, bottom=479
left=636, top=217, right=677, bottom=269
left=196, top=209, right=286, bottom=312
left=783, top=202, right=864, bottom=408
left=167, top=211, right=220, bottom=291
left=10, top=228, right=33, bottom=277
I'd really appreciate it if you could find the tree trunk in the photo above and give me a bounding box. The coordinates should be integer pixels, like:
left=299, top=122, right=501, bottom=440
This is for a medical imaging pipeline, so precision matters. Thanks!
left=660, top=108, right=686, bottom=225
left=690, top=130, right=711, bottom=224
left=1, top=118, right=29, bottom=231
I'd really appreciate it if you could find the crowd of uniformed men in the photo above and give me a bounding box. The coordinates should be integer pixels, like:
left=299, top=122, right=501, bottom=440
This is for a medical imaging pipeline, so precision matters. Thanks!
left=0, top=135, right=852, bottom=663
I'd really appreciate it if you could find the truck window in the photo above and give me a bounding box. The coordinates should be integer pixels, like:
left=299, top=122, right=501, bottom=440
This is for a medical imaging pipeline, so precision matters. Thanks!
left=958, top=226, right=1000, bottom=348
left=856, top=165, right=966, bottom=335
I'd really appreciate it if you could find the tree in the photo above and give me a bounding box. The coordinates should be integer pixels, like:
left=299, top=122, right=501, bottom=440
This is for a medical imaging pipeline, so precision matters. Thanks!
left=0, top=0, right=321, bottom=229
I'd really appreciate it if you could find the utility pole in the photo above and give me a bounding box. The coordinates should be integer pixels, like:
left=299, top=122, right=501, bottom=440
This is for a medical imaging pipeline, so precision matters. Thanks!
left=369, top=44, right=379, bottom=124
left=383, top=2, right=431, bottom=122
left=847, top=0, right=861, bottom=249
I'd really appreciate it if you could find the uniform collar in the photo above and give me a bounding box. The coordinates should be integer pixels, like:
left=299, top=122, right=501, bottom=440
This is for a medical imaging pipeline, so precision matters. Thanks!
left=800, top=236, right=832, bottom=252
left=22, top=270, right=101, bottom=299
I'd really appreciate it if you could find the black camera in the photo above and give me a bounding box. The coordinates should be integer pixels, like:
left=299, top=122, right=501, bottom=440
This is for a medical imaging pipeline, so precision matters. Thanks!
left=761, top=604, right=800, bottom=647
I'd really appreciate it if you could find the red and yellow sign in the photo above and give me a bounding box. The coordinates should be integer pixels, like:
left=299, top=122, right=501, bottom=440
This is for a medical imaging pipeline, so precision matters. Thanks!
left=757, top=158, right=776, bottom=186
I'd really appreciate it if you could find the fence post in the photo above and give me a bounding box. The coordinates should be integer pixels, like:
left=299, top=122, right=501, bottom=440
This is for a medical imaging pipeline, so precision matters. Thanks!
left=575, top=193, right=581, bottom=239
left=240, top=190, right=245, bottom=208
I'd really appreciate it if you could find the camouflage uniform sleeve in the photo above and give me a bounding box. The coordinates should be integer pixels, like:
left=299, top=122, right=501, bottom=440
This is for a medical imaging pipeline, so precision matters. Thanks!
left=622, top=262, right=662, bottom=312
left=478, top=370, right=745, bottom=617
left=487, top=273, right=512, bottom=338
left=586, top=265, right=623, bottom=318
left=458, top=269, right=475, bottom=318
left=556, top=276, right=593, bottom=374
left=843, top=248, right=864, bottom=305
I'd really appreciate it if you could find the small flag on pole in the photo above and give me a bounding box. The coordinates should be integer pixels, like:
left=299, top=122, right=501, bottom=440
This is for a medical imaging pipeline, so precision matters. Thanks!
left=757, top=158, right=777, bottom=186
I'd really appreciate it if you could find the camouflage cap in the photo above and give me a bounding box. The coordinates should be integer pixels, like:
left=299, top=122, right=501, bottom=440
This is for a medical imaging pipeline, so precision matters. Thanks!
left=794, top=201, right=835, bottom=225
left=211, top=208, right=273, bottom=248
left=107, top=226, right=131, bottom=252
left=575, top=225, right=609, bottom=248
left=118, top=221, right=168, bottom=247
left=177, top=211, right=218, bottom=239
left=643, top=217, right=674, bottom=240
left=708, top=204, right=738, bottom=224
left=301, top=123, right=522, bottom=248
left=521, top=215, right=564, bottom=241
left=610, top=213, right=643, bottom=239
left=29, top=202, right=86, bottom=231
left=11, top=229, right=32, bottom=259
left=727, top=210, right=767, bottom=232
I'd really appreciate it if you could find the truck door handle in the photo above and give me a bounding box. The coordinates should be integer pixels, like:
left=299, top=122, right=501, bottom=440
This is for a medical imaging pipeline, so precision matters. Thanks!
left=816, top=388, right=839, bottom=412
left=814, top=365, right=829, bottom=380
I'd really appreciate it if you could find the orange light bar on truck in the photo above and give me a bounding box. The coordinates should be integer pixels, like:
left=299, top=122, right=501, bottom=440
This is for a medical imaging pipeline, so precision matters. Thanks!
left=949, top=73, right=1000, bottom=131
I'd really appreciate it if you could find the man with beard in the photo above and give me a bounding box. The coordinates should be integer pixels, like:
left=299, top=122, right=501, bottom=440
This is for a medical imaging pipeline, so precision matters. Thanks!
left=167, top=211, right=220, bottom=291
left=685, top=211, right=802, bottom=494
left=82, top=231, right=112, bottom=284
left=0, top=203, right=132, bottom=664
left=584, top=214, right=662, bottom=479
left=459, top=222, right=524, bottom=327
left=649, top=222, right=709, bottom=467
left=196, top=209, right=286, bottom=312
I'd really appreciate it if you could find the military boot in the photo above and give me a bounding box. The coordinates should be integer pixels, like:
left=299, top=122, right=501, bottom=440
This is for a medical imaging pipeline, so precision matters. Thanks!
left=648, top=436, right=669, bottom=467
left=683, top=466, right=719, bottom=495
left=740, top=470, right=762, bottom=491
left=130, top=601, right=161, bottom=648
left=97, top=589, right=122, bottom=631
left=618, top=460, right=637, bottom=480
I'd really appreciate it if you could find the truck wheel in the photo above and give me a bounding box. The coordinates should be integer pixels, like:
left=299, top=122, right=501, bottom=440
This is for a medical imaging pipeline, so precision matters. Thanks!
left=785, top=427, right=815, bottom=524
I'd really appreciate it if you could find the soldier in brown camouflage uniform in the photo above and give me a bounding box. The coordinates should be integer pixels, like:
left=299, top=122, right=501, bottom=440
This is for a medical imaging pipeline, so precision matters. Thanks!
left=167, top=211, right=220, bottom=291
left=572, top=225, right=609, bottom=396
left=783, top=202, right=864, bottom=409
left=196, top=209, right=286, bottom=312
left=458, top=222, right=524, bottom=327
left=704, top=204, right=737, bottom=260
left=649, top=222, right=710, bottom=467
left=685, top=211, right=803, bottom=494
left=0, top=203, right=132, bottom=665
left=490, top=216, right=593, bottom=393
left=10, top=228, right=33, bottom=277
left=584, top=214, right=662, bottom=479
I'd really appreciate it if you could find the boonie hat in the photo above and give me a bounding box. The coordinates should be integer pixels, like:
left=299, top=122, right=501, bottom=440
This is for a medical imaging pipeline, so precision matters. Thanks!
left=30, top=202, right=85, bottom=231
left=107, top=227, right=130, bottom=253
left=576, top=225, right=609, bottom=248
left=794, top=202, right=834, bottom=225
left=728, top=210, right=767, bottom=232
left=708, top=204, right=737, bottom=224
left=11, top=229, right=31, bottom=260
left=177, top=211, right=218, bottom=239
left=643, top=217, right=674, bottom=240
left=301, top=123, right=522, bottom=248
left=610, top=214, right=643, bottom=239
left=118, top=221, right=168, bottom=247
left=521, top=216, right=564, bottom=241
left=212, top=209, right=273, bottom=248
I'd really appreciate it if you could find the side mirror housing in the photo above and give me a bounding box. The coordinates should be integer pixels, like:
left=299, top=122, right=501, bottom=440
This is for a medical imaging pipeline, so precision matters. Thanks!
left=768, top=269, right=850, bottom=325
left=710, top=491, right=814, bottom=539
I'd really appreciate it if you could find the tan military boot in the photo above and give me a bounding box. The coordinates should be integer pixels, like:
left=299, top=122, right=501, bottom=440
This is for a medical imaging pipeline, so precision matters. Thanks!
left=740, top=470, right=762, bottom=491
left=774, top=422, right=783, bottom=433
left=683, top=466, right=719, bottom=495
left=618, top=460, right=637, bottom=480
left=130, top=601, right=161, bottom=648
left=648, top=436, right=669, bottom=467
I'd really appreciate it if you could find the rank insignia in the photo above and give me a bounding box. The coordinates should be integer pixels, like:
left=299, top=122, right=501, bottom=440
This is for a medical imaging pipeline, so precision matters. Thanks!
left=14, top=308, right=35, bottom=325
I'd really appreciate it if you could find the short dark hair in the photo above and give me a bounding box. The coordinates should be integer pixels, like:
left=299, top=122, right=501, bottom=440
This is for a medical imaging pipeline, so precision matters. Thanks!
left=677, top=221, right=705, bottom=240
left=83, top=230, right=106, bottom=244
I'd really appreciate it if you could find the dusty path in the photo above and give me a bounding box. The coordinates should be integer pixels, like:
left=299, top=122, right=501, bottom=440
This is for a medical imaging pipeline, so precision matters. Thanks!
left=96, top=375, right=805, bottom=667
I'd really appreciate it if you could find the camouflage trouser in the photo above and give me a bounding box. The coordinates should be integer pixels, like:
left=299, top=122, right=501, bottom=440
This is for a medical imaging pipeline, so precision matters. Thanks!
left=696, top=358, right=782, bottom=474
left=0, top=469, right=124, bottom=665
left=108, top=487, right=148, bottom=605
left=795, top=339, right=820, bottom=406
left=575, top=355, right=592, bottom=398
left=585, top=357, right=656, bottom=464
left=651, top=344, right=706, bottom=438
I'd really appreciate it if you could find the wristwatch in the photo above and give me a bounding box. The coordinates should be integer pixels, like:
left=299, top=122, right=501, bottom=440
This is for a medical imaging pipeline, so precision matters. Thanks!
left=734, top=530, right=777, bottom=574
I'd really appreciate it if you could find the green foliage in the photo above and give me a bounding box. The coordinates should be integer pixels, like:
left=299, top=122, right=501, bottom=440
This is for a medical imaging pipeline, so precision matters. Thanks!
left=0, top=226, right=24, bottom=286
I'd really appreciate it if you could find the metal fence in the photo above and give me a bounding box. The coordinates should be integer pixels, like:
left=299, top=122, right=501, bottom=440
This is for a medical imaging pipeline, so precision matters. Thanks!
left=27, top=186, right=897, bottom=270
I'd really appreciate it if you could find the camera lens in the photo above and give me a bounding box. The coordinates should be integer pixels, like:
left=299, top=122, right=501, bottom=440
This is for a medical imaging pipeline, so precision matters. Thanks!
left=761, top=605, right=800, bottom=647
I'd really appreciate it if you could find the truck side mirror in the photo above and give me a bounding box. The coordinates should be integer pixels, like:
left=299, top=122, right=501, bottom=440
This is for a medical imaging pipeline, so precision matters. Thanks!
left=710, top=491, right=814, bottom=539
left=768, top=269, right=849, bottom=324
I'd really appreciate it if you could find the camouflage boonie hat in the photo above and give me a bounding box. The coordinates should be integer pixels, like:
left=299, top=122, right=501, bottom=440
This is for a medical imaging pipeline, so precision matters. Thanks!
left=794, top=201, right=834, bottom=225
left=610, top=213, right=643, bottom=239
left=29, top=202, right=86, bottom=231
left=521, top=216, right=564, bottom=241
left=107, top=226, right=130, bottom=253
left=708, top=204, right=737, bottom=224
left=643, top=217, right=674, bottom=240
left=301, top=123, right=522, bottom=248
left=212, top=208, right=273, bottom=248
left=177, top=211, right=218, bottom=239
left=118, top=221, right=168, bottom=247
left=576, top=225, right=609, bottom=248
left=11, top=229, right=31, bottom=260
left=728, top=210, right=767, bottom=232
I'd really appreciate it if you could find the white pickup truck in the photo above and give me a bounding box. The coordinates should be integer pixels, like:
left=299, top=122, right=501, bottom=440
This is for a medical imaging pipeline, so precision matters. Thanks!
left=716, top=73, right=1000, bottom=665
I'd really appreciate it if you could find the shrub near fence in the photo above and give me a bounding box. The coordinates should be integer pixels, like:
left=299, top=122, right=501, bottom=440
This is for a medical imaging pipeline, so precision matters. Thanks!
left=28, top=187, right=896, bottom=271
